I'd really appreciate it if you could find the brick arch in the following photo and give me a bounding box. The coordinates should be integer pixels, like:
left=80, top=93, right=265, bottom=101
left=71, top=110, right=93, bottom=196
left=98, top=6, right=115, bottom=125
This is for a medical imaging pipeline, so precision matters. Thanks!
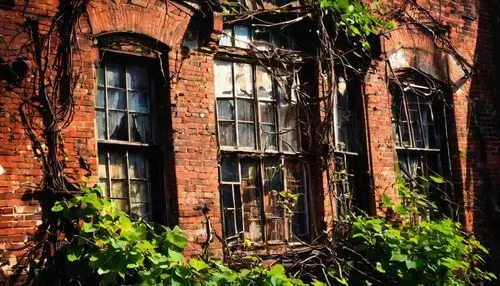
left=384, top=27, right=449, bottom=84
left=86, top=0, right=196, bottom=49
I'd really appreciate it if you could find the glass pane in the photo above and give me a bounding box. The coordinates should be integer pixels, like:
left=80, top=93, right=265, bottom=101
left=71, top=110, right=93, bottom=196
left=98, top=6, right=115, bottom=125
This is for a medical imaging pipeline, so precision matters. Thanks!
left=109, top=111, right=128, bottom=141
left=241, top=161, right=259, bottom=204
left=214, top=61, right=233, bottom=98
left=110, top=180, right=127, bottom=198
left=217, top=99, right=234, bottom=120
left=219, top=28, right=233, bottom=46
left=238, top=123, right=255, bottom=148
left=221, top=158, right=239, bottom=182
left=128, top=91, right=149, bottom=113
left=130, top=114, right=151, bottom=143
left=260, top=125, right=277, bottom=151
left=235, top=208, right=243, bottom=234
left=127, top=65, right=148, bottom=90
left=96, top=88, right=105, bottom=108
left=219, top=122, right=236, bottom=146
left=224, top=210, right=236, bottom=237
left=109, top=151, right=126, bottom=179
left=98, top=66, right=105, bottom=86
left=106, top=62, right=125, bottom=88
left=279, top=105, right=298, bottom=152
left=291, top=213, right=308, bottom=236
left=107, top=88, right=126, bottom=110
left=113, top=199, right=129, bottom=213
left=237, top=99, right=254, bottom=121
left=234, top=63, right=253, bottom=97
left=131, top=203, right=150, bottom=220
left=96, top=111, right=106, bottom=140
left=253, top=29, right=271, bottom=51
left=222, top=184, right=234, bottom=208
left=98, top=151, right=108, bottom=178
left=130, top=181, right=149, bottom=203
left=256, top=66, right=273, bottom=99
left=129, top=153, right=148, bottom=179
left=259, top=102, right=275, bottom=124
left=234, top=26, right=250, bottom=49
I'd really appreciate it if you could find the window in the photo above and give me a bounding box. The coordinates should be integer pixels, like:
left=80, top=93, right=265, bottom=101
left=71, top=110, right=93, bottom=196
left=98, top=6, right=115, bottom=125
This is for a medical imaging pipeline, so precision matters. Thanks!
left=333, top=77, right=368, bottom=218
left=220, top=157, right=308, bottom=243
left=214, top=60, right=299, bottom=153
left=391, top=82, right=444, bottom=192
left=215, top=57, right=308, bottom=243
left=219, top=26, right=294, bottom=51
left=96, top=56, right=156, bottom=221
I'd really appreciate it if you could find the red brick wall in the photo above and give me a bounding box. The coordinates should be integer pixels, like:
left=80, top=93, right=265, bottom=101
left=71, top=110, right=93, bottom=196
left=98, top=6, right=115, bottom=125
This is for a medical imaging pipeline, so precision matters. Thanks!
left=0, top=0, right=498, bottom=277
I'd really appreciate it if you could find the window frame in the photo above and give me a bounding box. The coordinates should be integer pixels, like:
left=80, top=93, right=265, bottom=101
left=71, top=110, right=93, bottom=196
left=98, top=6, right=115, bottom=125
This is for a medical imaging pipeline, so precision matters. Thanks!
left=214, top=59, right=302, bottom=154
left=96, top=53, right=160, bottom=221
left=219, top=156, right=310, bottom=244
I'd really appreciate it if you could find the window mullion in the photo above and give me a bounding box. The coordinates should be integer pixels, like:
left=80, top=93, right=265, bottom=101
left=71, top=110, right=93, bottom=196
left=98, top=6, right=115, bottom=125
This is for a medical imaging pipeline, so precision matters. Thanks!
left=125, top=64, right=131, bottom=142
left=104, top=64, right=109, bottom=140
left=125, top=150, right=132, bottom=216
left=274, top=76, right=281, bottom=152
left=232, top=63, right=239, bottom=147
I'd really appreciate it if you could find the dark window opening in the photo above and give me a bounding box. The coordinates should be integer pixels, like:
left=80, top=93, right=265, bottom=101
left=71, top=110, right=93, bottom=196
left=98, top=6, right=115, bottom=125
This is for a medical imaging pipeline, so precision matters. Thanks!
left=96, top=53, right=166, bottom=222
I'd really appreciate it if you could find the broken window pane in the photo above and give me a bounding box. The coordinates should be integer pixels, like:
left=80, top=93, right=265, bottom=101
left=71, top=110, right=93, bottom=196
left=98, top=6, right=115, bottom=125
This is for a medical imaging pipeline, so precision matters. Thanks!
left=129, top=114, right=151, bottom=143
left=222, top=185, right=235, bottom=208
left=219, top=28, right=233, bottom=47
left=214, top=61, right=233, bottom=98
left=253, top=29, right=271, bottom=51
left=217, top=100, right=235, bottom=120
left=234, top=26, right=250, bottom=49
left=256, top=66, right=273, bottom=99
left=260, top=124, right=277, bottom=151
left=109, top=111, right=128, bottom=141
left=127, top=65, right=148, bottom=90
left=241, top=160, right=262, bottom=241
left=234, top=63, right=253, bottom=97
left=224, top=210, right=236, bottom=237
left=407, top=95, right=424, bottom=148
left=106, top=62, right=125, bottom=88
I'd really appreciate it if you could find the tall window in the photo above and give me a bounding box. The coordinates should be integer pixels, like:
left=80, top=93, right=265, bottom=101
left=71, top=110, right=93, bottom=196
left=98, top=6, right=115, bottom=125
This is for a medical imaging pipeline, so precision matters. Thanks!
left=391, top=82, right=444, bottom=191
left=215, top=55, right=308, bottom=243
left=96, top=56, right=155, bottom=221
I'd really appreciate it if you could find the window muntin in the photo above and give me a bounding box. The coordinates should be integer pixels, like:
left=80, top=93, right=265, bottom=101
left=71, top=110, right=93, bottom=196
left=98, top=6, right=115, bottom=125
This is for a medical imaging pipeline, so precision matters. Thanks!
left=215, top=60, right=300, bottom=153
left=391, top=87, right=443, bottom=183
left=220, top=157, right=309, bottom=243
left=96, top=58, right=154, bottom=220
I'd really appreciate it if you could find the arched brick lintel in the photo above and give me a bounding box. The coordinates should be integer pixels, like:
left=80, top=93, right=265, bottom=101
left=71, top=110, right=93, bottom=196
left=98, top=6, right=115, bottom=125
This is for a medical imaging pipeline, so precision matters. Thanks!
left=383, top=27, right=451, bottom=84
left=87, top=0, right=196, bottom=49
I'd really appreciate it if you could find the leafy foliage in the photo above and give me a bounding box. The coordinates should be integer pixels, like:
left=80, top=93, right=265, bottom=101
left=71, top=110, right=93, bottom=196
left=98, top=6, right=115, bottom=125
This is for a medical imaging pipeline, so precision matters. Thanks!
left=318, top=0, right=394, bottom=50
left=327, top=181, right=496, bottom=285
left=46, top=186, right=309, bottom=285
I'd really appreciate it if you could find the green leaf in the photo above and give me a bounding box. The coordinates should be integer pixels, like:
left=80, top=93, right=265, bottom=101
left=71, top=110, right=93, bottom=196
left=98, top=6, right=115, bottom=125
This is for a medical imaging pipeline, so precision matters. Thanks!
left=189, top=259, right=209, bottom=272
left=375, top=262, right=386, bottom=273
left=429, top=175, right=445, bottom=184
left=51, top=201, right=64, bottom=212
left=405, top=260, right=417, bottom=270
left=381, top=193, right=393, bottom=207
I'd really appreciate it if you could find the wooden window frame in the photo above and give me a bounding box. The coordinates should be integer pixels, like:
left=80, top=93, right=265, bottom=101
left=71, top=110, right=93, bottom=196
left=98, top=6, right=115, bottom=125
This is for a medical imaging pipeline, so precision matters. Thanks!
left=96, top=53, right=160, bottom=221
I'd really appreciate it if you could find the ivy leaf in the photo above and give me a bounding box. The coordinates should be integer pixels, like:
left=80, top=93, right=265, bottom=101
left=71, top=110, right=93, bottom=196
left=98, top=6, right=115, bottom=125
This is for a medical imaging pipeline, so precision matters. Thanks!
left=381, top=193, right=393, bottom=207
left=189, top=259, right=209, bottom=272
left=51, top=201, right=64, bottom=212
left=375, top=262, right=386, bottom=273
left=429, top=175, right=445, bottom=184
left=405, top=260, right=417, bottom=270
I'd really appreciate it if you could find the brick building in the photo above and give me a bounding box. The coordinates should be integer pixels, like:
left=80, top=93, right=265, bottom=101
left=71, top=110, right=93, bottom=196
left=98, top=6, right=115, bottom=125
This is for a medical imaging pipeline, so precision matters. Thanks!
left=0, top=0, right=499, bottom=277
